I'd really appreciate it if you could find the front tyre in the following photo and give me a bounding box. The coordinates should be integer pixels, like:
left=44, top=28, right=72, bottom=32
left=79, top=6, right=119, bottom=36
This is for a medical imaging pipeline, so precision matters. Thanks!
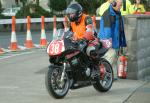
left=93, top=59, right=113, bottom=92
left=45, top=65, right=70, bottom=99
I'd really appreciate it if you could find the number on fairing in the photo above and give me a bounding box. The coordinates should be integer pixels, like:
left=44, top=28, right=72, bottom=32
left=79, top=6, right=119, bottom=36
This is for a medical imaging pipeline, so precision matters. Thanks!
left=49, top=40, right=64, bottom=55
left=53, top=43, right=59, bottom=54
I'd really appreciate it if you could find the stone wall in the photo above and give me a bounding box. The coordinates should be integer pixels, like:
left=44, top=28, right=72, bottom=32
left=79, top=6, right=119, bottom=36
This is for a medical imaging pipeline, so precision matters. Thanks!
left=124, top=15, right=150, bottom=80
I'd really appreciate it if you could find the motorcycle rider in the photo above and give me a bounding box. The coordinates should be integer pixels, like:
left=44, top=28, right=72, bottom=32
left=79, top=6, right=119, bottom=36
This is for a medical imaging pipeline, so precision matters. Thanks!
left=66, top=2, right=100, bottom=57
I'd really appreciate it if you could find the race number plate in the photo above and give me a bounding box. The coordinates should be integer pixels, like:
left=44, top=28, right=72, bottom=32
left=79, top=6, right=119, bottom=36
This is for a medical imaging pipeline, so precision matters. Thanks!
left=47, top=40, right=65, bottom=55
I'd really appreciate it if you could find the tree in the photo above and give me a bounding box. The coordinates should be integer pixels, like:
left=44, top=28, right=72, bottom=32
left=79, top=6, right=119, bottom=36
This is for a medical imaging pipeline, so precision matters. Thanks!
left=76, top=0, right=105, bottom=14
left=0, top=1, right=2, bottom=13
left=143, top=0, right=150, bottom=11
left=36, top=0, right=39, bottom=6
left=20, top=0, right=27, bottom=7
left=20, top=0, right=27, bottom=17
left=15, top=0, right=19, bottom=6
left=48, top=0, right=67, bottom=11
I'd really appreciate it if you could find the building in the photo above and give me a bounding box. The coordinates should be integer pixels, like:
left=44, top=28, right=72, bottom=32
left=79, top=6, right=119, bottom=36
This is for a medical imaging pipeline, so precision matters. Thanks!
left=0, top=0, right=21, bottom=8
left=0, top=0, right=49, bottom=9
left=0, top=0, right=74, bottom=13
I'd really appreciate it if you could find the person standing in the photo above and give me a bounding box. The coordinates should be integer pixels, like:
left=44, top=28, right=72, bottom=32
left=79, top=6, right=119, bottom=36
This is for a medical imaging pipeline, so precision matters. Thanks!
left=97, top=0, right=131, bottom=16
left=129, top=0, right=146, bottom=14
left=98, top=0, right=114, bottom=16
left=98, top=0, right=127, bottom=80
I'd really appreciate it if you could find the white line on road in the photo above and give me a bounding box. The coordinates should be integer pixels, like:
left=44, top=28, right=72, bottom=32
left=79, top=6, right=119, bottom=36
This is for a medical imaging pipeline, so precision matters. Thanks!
left=0, top=51, right=35, bottom=60
left=0, top=86, right=19, bottom=89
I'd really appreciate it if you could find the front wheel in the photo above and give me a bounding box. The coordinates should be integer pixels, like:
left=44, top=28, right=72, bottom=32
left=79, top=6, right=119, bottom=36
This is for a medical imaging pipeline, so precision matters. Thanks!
left=93, top=58, right=113, bottom=92
left=45, top=65, right=70, bottom=99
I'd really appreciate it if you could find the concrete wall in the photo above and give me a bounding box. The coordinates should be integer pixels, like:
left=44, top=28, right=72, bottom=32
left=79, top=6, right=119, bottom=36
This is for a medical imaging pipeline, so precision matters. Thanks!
left=124, top=15, right=150, bottom=80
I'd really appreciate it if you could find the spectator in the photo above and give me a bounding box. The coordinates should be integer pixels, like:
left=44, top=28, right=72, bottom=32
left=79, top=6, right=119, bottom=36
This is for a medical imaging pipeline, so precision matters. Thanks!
left=98, top=0, right=127, bottom=80
left=129, top=0, right=146, bottom=14
left=98, top=0, right=113, bottom=16
left=97, top=0, right=129, bottom=16
left=120, top=0, right=131, bottom=15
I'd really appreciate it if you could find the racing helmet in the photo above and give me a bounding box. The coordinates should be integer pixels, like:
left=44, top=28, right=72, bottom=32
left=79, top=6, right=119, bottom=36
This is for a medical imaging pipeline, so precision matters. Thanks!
left=66, top=3, right=83, bottom=22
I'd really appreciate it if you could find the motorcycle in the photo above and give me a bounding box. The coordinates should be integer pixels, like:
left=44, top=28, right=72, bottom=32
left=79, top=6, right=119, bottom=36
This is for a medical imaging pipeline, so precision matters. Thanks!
left=45, top=29, right=113, bottom=99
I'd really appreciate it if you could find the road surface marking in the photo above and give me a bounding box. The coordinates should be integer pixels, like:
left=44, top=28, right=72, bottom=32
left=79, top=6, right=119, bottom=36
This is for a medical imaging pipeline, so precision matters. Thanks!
left=0, top=51, right=35, bottom=60
left=0, top=86, right=19, bottom=89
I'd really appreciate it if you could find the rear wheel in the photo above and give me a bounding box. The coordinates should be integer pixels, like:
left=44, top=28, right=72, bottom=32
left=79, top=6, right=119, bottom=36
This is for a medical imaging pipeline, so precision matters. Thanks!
left=45, top=65, right=70, bottom=99
left=93, top=59, right=113, bottom=92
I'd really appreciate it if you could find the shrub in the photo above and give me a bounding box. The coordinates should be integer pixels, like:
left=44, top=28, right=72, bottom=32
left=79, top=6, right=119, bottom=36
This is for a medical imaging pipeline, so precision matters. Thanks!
left=16, top=4, right=53, bottom=18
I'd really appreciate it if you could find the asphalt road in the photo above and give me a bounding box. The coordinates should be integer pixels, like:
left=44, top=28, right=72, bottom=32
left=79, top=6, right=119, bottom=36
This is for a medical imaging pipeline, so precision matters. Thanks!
left=0, top=49, right=146, bottom=103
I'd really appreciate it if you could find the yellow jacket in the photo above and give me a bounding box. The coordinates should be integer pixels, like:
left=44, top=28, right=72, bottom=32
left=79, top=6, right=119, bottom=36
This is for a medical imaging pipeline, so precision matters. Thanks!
left=129, top=4, right=146, bottom=14
left=98, top=1, right=110, bottom=16
left=99, top=0, right=131, bottom=16
left=120, top=0, right=131, bottom=15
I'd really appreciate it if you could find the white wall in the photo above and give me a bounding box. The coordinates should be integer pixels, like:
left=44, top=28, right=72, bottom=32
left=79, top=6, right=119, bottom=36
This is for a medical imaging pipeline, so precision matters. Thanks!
left=39, top=0, right=49, bottom=10
left=1, top=0, right=16, bottom=8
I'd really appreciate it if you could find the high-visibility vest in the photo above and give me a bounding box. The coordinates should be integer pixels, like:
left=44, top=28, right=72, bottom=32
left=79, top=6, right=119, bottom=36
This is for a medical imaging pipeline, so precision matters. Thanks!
left=120, top=0, right=131, bottom=15
left=71, top=14, right=87, bottom=40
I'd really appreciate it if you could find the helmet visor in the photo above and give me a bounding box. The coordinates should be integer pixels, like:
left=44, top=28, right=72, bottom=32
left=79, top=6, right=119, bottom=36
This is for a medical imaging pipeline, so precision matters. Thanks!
left=66, top=8, right=76, bottom=14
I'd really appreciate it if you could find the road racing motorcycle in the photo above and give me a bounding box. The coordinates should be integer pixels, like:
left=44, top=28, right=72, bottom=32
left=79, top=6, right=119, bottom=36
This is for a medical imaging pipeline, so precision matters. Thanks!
left=45, top=29, right=113, bottom=99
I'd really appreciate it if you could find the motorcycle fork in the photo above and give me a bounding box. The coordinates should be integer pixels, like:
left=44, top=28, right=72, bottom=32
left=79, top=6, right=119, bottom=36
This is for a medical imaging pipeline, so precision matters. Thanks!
left=60, top=63, right=66, bottom=82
